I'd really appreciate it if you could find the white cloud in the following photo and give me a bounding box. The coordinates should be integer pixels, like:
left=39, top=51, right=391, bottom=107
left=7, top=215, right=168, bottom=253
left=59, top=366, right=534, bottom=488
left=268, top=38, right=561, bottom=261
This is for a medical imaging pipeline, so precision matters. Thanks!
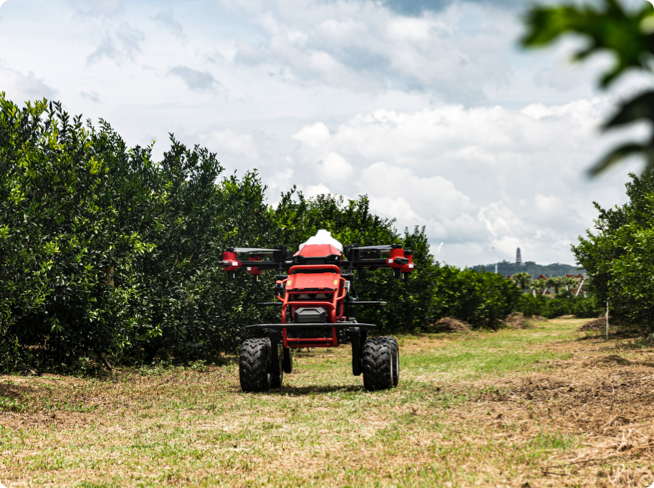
left=199, top=129, right=259, bottom=160
left=152, top=9, right=184, bottom=39
left=284, top=97, right=633, bottom=265
left=86, top=23, right=145, bottom=65
left=87, top=36, right=118, bottom=65
left=229, top=0, right=514, bottom=99
left=80, top=90, right=101, bottom=103
left=358, top=162, right=475, bottom=220
left=292, top=122, right=331, bottom=149
left=0, top=64, right=57, bottom=100
left=0, top=0, right=641, bottom=268
left=381, top=0, right=525, bottom=16
left=317, top=152, right=354, bottom=181
left=534, top=194, right=567, bottom=218
left=304, top=183, right=332, bottom=198
left=169, top=66, right=220, bottom=93
left=67, top=0, right=124, bottom=18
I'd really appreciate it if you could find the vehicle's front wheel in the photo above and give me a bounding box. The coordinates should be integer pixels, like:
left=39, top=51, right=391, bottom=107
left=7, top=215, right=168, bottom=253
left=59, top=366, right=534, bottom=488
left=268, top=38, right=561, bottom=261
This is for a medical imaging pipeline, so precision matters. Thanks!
left=239, top=338, right=272, bottom=392
left=362, top=337, right=395, bottom=391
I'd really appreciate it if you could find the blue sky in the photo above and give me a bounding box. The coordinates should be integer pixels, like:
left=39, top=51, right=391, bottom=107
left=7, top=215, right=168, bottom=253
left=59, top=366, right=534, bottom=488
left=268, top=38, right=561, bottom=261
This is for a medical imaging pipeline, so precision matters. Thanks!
left=0, top=0, right=649, bottom=266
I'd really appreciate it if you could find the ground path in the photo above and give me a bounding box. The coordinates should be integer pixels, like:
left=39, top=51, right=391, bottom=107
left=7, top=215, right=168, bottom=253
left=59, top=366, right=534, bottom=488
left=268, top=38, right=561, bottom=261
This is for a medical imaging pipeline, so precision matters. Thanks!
left=1, top=319, right=654, bottom=487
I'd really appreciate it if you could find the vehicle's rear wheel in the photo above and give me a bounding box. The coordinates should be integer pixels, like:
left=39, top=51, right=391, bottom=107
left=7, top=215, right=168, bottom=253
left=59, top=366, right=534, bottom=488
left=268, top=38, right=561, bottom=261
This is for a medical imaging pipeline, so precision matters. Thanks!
left=362, top=337, right=395, bottom=391
left=239, top=338, right=272, bottom=392
left=388, top=337, right=399, bottom=387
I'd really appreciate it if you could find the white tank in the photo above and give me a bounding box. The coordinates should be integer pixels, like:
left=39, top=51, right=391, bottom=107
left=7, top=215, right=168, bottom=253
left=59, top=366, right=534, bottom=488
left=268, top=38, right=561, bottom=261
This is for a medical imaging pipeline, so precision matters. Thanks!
left=298, top=229, right=343, bottom=252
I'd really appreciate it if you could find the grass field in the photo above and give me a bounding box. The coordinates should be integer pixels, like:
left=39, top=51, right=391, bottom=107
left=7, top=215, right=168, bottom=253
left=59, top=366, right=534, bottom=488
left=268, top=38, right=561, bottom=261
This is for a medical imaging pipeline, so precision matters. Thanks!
left=2, top=318, right=654, bottom=487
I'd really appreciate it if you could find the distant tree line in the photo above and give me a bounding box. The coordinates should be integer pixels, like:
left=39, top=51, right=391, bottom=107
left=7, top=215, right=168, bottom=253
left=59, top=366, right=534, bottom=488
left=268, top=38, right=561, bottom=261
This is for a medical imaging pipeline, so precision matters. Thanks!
left=469, top=261, right=584, bottom=279
left=508, top=272, right=600, bottom=319
left=0, top=96, right=526, bottom=372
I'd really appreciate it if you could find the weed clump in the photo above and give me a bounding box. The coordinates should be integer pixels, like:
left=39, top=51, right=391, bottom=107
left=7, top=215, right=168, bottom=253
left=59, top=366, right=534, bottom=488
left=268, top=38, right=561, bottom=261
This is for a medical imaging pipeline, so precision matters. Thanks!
left=504, top=312, right=534, bottom=329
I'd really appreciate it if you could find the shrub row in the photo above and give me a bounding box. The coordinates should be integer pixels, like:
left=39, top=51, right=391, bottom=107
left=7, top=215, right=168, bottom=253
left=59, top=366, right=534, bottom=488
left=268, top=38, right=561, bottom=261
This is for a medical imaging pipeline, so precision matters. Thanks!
left=514, top=294, right=601, bottom=319
left=0, top=97, right=528, bottom=371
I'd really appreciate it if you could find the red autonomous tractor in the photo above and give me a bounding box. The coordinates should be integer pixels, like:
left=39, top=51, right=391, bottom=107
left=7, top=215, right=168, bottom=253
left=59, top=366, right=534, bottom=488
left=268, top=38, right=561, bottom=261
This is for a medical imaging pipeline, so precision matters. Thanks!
left=219, top=230, right=415, bottom=392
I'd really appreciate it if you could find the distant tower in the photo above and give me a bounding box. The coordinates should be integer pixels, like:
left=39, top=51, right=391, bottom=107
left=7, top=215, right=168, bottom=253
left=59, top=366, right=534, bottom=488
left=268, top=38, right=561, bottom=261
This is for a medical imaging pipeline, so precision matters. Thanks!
left=516, top=247, right=523, bottom=265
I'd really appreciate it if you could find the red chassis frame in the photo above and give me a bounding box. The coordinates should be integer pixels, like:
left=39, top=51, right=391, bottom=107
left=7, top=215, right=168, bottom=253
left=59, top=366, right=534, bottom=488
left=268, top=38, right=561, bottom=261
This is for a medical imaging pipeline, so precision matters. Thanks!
left=220, top=241, right=415, bottom=351
left=277, top=264, right=347, bottom=348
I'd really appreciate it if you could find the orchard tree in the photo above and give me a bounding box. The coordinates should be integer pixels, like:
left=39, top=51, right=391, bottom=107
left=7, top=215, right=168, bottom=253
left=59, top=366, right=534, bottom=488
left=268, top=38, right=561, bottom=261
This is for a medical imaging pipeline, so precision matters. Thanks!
left=563, top=276, right=580, bottom=294
left=530, top=279, right=547, bottom=296
left=0, top=96, right=158, bottom=370
left=573, top=172, right=654, bottom=330
left=546, top=276, right=568, bottom=296
left=511, top=272, right=533, bottom=292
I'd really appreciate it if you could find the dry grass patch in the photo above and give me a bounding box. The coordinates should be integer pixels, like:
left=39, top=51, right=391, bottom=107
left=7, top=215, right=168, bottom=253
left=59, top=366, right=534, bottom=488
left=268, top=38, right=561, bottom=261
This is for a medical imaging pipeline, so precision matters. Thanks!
left=434, top=317, right=471, bottom=333
left=2, top=319, right=654, bottom=486
left=504, top=312, right=536, bottom=329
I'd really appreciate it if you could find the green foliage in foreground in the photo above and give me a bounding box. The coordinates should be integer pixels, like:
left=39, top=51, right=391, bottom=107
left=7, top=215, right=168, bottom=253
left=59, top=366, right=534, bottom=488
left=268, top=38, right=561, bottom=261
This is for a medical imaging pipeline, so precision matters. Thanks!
left=0, top=95, right=525, bottom=372
left=522, top=0, right=654, bottom=175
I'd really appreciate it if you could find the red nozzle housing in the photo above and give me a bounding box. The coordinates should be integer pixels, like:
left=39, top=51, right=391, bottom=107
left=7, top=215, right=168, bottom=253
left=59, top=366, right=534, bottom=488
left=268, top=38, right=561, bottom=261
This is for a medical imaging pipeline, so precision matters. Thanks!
left=221, top=251, right=241, bottom=271
left=400, top=250, right=414, bottom=274
left=387, top=247, right=409, bottom=268
left=247, top=256, right=263, bottom=275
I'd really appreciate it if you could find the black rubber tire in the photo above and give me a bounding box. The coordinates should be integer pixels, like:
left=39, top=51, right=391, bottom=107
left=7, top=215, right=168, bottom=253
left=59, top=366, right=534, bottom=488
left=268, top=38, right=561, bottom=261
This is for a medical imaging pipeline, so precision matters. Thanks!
left=239, top=338, right=272, bottom=392
left=388, top=337, right=399, bottom=387
left=282, top=347, right=293, bottom=374
left=271, top=341, right=284, bottom=388
left=362, top=337, right=395, bottom=391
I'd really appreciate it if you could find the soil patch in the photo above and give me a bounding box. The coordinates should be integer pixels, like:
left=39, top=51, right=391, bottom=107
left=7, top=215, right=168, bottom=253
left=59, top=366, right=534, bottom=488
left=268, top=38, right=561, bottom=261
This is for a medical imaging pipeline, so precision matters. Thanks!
left=456, top=338, right=654, bottom=477
left=579, top=317, right=609, bottom=331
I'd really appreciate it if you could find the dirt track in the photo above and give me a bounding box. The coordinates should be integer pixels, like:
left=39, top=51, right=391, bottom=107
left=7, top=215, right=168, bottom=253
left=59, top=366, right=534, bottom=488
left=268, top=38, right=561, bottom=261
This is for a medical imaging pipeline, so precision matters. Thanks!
left=446, top=325, right=654, bottom=486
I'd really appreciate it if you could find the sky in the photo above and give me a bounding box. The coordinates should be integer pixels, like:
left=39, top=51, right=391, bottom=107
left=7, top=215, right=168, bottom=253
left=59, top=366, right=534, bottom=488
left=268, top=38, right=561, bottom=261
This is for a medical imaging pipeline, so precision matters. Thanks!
left=0, top=0, right=651, bottom=266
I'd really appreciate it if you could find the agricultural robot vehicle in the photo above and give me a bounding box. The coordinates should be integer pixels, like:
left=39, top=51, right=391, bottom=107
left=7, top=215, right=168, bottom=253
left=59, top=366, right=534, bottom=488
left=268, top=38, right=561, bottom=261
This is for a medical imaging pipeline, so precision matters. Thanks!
left=219, top=230, right=415, bottom=392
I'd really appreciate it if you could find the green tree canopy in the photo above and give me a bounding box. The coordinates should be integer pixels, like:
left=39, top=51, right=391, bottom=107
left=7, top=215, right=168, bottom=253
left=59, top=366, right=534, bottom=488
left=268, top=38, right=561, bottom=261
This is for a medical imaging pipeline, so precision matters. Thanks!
left=511, top=272, right=533, bottom=291
left=530, top=279, right=547, bottom=295
left=546, top=276, right=568, bottom=295
left=0, top=95, right=159, bottom=370
left=573, top=172, right=654, bottom=329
